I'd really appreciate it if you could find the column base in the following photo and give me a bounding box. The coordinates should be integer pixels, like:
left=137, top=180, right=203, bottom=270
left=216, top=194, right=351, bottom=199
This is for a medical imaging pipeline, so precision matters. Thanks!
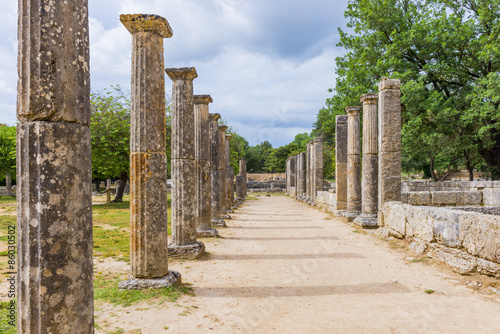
left=168, top=241, right=205, bottom=260
left=118, top=270, right=181, bottom=290
left=353, top=214, right=379, bottom=228
left=221, top=214, right=232, bottom=219
left=340, top=211, right=360, bottom=222
left=212, top=219, right=227, bottom=227
left=197, top=228, right=219, bottom=238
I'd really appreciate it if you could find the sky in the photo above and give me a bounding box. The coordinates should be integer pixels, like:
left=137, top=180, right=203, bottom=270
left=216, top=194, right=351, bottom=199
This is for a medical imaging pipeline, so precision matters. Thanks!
left=0, top=0, right=350, bottom=147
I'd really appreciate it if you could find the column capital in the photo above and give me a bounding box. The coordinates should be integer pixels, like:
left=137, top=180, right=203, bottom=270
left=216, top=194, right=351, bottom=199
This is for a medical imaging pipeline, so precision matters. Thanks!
left=378, top=77, right=401, bottom=91
left=120, top=14, right=173, bottom=38
left=345, top=106, right=361, bottom=115
left=218, top=125, right=228, bottom=132
left=209, top=113, right=221, bottom=121
left=314, top=137, right=324, bottom=143
left=194, top=95, right=213, bottom=105
left=239, top=157, right=246, bottom=162
left=165, top=67, right=198, bottom=81
left=225, top=134, right=232, bottom=140
left=360, top=93, right=378, bottom=104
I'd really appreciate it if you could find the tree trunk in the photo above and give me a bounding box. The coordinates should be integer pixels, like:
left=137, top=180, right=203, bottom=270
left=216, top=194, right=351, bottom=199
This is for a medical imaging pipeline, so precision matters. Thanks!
left=478, top=132, right=500, bottom=179
left=95, top=178, right=101, bottom=193
left=5, top=171, right=12, bottom=196
left=464, top=151, right=474, bottom=181
left=112, top=171, right=128, bottom=202
left=429, top=157, right=437, bottom=182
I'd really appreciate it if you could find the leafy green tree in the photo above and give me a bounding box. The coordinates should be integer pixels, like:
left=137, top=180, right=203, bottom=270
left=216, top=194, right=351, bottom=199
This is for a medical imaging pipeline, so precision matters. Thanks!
left=317, top=0, right=500, bottom=179
left=0, top=124, right=16, bottom=195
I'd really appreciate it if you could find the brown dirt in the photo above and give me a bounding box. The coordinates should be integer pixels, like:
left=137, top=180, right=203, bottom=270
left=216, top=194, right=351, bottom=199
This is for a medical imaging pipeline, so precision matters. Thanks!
left=95, top=195, right=500, bottom=334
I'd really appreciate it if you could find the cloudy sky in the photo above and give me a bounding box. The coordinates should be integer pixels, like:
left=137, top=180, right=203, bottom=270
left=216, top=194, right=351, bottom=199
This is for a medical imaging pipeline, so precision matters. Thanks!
left=0, top=0, right=349, bottom=147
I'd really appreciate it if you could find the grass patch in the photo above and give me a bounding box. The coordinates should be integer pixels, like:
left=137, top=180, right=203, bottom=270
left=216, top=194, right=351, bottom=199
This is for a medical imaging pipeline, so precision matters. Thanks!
left=425, top=289, right=435, bottom=294
left=410, top=256, right=431, bottom=263
left=0, top=301, right=16, bottom=334
left=94, top=278, right=193, bottom=307
left=0, top=197, right=16, bottom=204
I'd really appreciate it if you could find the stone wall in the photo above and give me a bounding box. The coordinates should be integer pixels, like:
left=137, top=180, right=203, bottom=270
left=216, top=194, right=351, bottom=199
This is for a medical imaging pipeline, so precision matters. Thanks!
left=381, top=201, right=500, bottom=277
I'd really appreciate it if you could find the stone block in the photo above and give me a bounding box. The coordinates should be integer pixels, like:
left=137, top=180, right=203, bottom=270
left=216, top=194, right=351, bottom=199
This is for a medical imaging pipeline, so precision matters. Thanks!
left=459, top=213, right=500, bottom=264
left=483, top=188, right=500, bottom=206
left=382, top=202, right=406, bottom=237
left=405, top=206, right=434, bottom=242
left=406, top=192, right=431, bottom=206
left=431, top=191, right=457, bottom=206
left=456, top=191, right=482, bottom=206
left=432, top=210, right=461, bottom=248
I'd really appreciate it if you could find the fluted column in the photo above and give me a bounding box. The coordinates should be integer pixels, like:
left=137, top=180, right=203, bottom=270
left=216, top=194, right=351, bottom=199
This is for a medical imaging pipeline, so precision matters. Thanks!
left=194, top=95, right=218, bottom=237
left=219, top=125, right=231, bottom=219
left=17, top=1, right=94, bottom=331
left=298, top=152, right=306, bottom=199
left=313, top=137, right=324, bottom=201
left=209, top=114, right=226, bottom=226
left=335, top=115, right=348, bottom=212
left=294, top=155, right=299, bottom=197
left=355, top=94, right=379, bottom=228
left=378, top=78, right=402, bottom=226
left=119, top=15, right=181, bottom=289
left=345, top=106, right=362, bottom=221
left=306, top=142, right=311, bottom=202
left=166, top=67, right=205, bottom=259
left=225, top=134, right=234, bottom=212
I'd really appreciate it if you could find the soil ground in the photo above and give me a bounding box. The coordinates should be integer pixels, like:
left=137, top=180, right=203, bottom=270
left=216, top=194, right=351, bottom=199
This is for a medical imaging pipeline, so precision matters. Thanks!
left=94, top=195, right=500, bottom=334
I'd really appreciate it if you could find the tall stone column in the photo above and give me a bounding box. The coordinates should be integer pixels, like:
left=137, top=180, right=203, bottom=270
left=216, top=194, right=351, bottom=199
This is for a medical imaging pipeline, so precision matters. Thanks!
left=335, top=115, right=348, bottom=212
left=194, top=95, right=218, bottom=238
left=345, top=106, right=362, bottom=221
left=285, top=158, right=290, bottom=194
left=378, top=78, right=402, bottom=226
left=236, top=158, right=247, bottom=200
left=119, top=15, right=180, bottom=289
left=219, top=125, right=231, bottom=219
left=225, top=134, right=235, bottom=212
left=313, top=137, right=324, bottom=199
left=5, top=172, right=11, bottom=196
left=17, top=0, right=94, bottom=331
left=305, top=142, right=311, bottom=202
left=209, top=114, right=226, bottom=226
left=355, top=94, right=379, bottom=228
left=290, top=156, right=296, bottom=196
left=166, top=67, right=205, bottom=259
left=298, top=152, right=307, bottom=199
left=294, top=155, right=299, bottom=197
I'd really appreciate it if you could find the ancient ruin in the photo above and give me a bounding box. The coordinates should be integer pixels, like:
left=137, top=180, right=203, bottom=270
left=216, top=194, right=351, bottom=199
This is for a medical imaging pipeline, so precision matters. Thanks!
left=345, top=106, right=362, bottom=221
left=194, top=95, right=218, bottom=238
left=166, top=67, right=205, bottom=259
left=209, top=114, right=226, bottom=227
left=235, top=158, right=247, bottom=203
left=17, top=0, right=94, bottom=330
left=219, top=125, right=231, bottom=219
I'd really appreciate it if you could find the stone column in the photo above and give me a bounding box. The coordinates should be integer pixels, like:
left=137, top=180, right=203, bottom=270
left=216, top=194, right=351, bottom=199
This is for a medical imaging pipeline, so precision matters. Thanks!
left=378, top=78, right=402, bottom=226
left=17, top=0, right=94, bottom=331
left=335, top=115, right=348, bottom=212
left=355, top=94, right=379, bottom=228
left=166, top=67, right=205, bottom=259
left=5, top=172, right=11, bottom=196
left=285, top=158, right=290, bottom=194
left=194, top=95, right=218, bottom=238
left=225, top=134, right=235, bottom=212
left=119, top=15, right=181, bottom=288
left=294, top=155, right=299, bottom=197
left=345, top=106, right=362, bottom=221
left=305, top=142, right=311, bottom=202
left=298, top=152, right=306, bottom=199
left=313, top=137, right=324, bottom=200
left=209, top=114, right=226, bottom=226
left=236, top=158, right=247, bottom=200
left=219, top=125, right=231, bottom=219
left=290, top=156, right=296, bottom=197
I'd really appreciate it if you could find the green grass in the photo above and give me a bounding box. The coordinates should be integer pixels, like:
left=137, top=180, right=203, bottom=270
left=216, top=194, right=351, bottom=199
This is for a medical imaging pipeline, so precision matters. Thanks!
left=0, top=301, right=16, bottom=334
left=0, top=197, right=16, bottom=204
left=94, top=278, right=193, bottom=307
left=411, top=256, right=431, bottom=263
left=425, top=289, right=435, bottom=294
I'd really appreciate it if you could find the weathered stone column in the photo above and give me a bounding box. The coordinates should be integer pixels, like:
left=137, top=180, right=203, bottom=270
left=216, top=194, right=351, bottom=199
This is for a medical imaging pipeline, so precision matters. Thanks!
left=17, top=0, right=94, bottom=330
left=209, top=113, right=226, bottom=226
left=305, top=142, right=311, bottom=202
left=335, top=115, right=348, bottom=212
left=225, top=134, right=235, bottom=212
left=5, top=172, right=12, bottom=196
left=294, top=155, right=299, bottom=197
left=219, top=125, right=231, bottom=219
left=355, top=94, right=379, bottom=228
left=345, top=106, right=362, bottom=221
left=298, top=152, right=307, bottom=199
left=194, top=95, right=218, bottom=238
left=119, top=14, right=180, bottom=289
left=236, top=158, right=247, bottom=200
left=166, top=67, right=205, bottom=259
left=313, top=137, right=324, bottom=201
left=290, top=155, right=296, bottom=197
left=285, top=158, right=290, bottom=194
left=378, top=78, right=402, bottom=226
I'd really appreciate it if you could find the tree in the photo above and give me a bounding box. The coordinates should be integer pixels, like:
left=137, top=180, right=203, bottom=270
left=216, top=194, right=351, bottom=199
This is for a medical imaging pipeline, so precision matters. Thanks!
left=90, top=86, right=131, bottom=202
left=0, top=124, right=16, bottom=195
left=317, top=0, right=500, bottom=179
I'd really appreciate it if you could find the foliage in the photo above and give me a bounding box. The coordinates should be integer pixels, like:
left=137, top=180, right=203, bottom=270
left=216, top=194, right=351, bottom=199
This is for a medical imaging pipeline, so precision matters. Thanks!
left=0, top=124, right=16, bottom=184
left=316, top=0, right=500, bottom=179
left=219, top=119, right=249, bottom=175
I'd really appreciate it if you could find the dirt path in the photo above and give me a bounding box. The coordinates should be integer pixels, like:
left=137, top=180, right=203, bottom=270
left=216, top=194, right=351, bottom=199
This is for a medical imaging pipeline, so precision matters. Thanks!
left=96, top=195, right=500, bottom=333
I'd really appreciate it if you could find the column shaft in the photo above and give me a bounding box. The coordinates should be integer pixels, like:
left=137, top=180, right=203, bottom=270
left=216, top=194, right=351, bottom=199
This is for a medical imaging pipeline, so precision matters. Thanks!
left=347, top=107, right=362, bottom=214
left=299, top=152, right=306, bottom=198
left=335, top=115, right=348, bottom=211
left=361, top=94, right=379, bottom=217
left=378, top=78, right=402, bottom=225
left=17, top=0, right=93, bottom=331
left=313, top=138, right=324, bottom=197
